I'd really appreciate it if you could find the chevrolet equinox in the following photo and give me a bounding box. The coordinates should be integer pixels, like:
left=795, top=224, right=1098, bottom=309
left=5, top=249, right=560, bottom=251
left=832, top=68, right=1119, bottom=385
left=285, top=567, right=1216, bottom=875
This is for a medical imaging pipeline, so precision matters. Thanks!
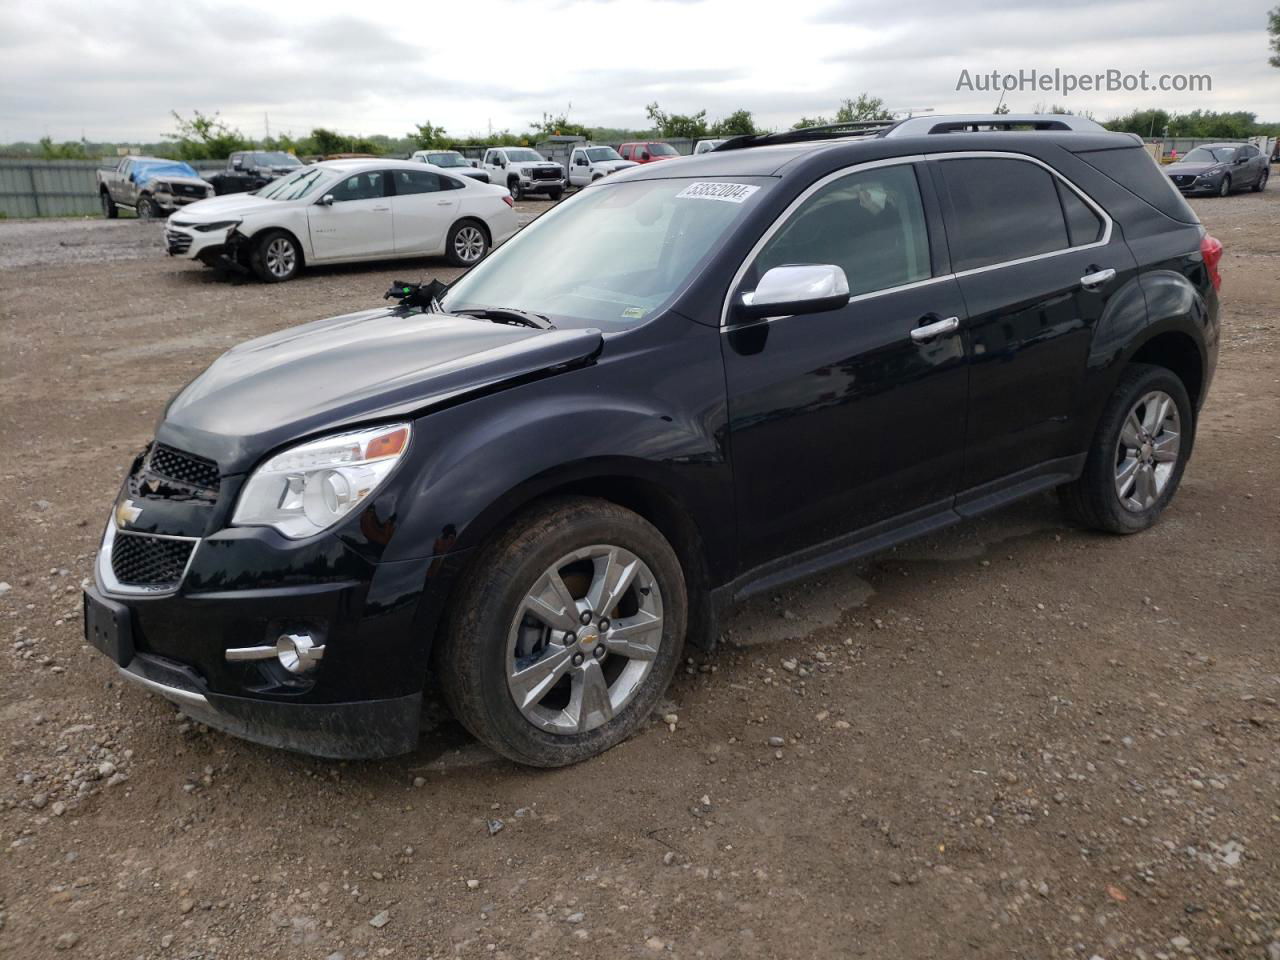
left=84, top=114, right=1222, bottom=767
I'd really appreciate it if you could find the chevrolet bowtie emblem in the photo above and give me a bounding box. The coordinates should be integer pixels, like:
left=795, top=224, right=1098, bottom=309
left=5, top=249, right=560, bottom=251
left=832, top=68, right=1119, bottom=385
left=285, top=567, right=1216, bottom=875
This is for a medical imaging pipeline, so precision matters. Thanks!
left=115, top=499, right=143, bottom=527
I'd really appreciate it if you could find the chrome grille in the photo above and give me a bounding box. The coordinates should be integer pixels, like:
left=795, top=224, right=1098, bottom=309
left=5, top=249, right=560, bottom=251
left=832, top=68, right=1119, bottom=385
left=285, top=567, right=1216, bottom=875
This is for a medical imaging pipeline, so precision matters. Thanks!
left=110, top=532, right=195, bottom=589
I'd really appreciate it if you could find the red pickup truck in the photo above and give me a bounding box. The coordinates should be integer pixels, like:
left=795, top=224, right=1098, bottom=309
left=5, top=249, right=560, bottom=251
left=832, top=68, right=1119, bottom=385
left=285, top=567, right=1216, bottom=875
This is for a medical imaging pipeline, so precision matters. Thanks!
left=618, top=142, right=680, bottom=164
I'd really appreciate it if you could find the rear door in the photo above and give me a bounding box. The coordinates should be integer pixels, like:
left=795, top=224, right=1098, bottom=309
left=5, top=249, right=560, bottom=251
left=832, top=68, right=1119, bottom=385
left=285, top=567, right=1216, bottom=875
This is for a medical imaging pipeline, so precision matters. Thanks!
left=930, top=153, right=1140, bottom=494
left=388, top=168, right=459, bottom=254
left=722, top=161, right=970, bottom=571
left=306, top=169, right=394, bottom=261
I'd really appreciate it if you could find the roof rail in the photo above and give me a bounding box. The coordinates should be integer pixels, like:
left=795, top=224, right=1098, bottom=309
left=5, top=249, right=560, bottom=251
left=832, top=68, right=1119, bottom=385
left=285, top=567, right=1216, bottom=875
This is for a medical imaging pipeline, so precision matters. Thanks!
left=714, top=119, right=900, bottom=152
left=884, top=114, right=1105, bottom=137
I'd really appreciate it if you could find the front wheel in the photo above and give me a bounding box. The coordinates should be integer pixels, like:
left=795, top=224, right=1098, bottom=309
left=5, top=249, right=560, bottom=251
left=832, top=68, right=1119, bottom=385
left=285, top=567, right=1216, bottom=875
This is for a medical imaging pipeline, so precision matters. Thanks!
left=436, top=498, right=687, bottom=767
left=135, top=195, right=157, bottom=220
left=549, top=187, right=564, bottom=201
left=1218, top=175, right=1231, bottom=197
left=446, top=220, right=489, bottom=266
left=1059, top=363, right=1193, bottom=534
left=1252, top=169, right=1268, bottom=192
left=251, top=230, right=301, bottom=282
left=508, top=179, right=523, bottom=201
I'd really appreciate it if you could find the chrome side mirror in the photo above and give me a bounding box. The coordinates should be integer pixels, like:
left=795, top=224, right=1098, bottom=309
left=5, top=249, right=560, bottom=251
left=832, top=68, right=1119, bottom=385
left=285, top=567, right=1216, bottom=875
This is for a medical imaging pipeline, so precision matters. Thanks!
left=736, top=264, right=850, bottom=321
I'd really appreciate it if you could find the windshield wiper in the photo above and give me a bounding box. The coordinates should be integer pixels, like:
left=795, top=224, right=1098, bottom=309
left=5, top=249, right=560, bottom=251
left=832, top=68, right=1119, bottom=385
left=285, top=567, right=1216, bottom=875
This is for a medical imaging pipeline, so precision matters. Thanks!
left=451, top=306, right=555, bottom=330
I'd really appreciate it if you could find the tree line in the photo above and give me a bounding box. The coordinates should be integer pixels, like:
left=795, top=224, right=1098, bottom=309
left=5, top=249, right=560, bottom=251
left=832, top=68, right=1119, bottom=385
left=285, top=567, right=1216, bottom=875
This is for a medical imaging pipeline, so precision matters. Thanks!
left=14, top=96, right=1280, bottom=163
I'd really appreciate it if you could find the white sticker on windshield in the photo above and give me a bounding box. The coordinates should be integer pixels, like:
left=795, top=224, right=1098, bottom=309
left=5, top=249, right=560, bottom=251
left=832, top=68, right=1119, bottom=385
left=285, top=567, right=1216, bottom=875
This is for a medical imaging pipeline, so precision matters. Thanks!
left=676, top=182, right=759, bottom=204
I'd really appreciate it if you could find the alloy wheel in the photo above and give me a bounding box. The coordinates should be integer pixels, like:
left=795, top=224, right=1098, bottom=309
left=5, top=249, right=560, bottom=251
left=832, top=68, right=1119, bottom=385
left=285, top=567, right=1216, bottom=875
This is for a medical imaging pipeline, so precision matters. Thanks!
left=265, top=237, right=296, bottom=278
left=1114, top=390, right=1180, bottom=512
left=453, top=226, right=486, bottom=263
left=506, top=544, right=663, bottom=735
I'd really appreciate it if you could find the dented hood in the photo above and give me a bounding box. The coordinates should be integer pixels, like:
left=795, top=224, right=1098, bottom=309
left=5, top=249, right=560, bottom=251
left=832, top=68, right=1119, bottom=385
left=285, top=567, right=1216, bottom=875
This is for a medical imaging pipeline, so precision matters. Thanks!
left=157, top=308, right=603, bottom=474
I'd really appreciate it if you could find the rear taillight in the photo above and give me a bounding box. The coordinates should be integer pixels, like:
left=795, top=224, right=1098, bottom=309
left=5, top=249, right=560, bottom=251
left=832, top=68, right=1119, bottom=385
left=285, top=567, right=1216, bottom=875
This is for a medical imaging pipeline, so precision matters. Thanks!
left=1201, top=233, right=1223, bottom=292
left=502, top=195, right=514, bottom=208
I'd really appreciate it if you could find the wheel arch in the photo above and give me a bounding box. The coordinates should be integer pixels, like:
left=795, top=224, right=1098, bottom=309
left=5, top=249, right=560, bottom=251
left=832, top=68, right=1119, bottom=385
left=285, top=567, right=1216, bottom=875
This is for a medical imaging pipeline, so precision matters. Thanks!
left=1127, top=329, right=1205, bottom=409
left=422, top=460, right=721, bottom=665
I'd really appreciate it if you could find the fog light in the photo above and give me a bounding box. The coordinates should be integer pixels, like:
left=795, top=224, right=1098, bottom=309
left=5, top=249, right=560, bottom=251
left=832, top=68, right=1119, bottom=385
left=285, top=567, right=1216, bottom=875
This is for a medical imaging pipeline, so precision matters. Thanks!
left=276, top=633, right=325, bottom=674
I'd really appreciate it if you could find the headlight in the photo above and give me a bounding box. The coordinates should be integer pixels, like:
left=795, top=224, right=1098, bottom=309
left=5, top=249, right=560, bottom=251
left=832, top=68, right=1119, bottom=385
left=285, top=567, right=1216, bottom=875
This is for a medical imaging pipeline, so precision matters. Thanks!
left=195, top=219, right=241, bottom=232
left=154, top=181, right=172, bottom=193
left=231, top=423, right=411, bottom=539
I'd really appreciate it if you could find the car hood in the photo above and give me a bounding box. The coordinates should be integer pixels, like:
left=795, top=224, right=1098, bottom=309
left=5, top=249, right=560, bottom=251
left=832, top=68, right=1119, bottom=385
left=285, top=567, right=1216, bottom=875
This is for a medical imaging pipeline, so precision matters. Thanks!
left=148, top=174, right=212, bottom=188
left=1165, top=162, right=1220, bottom=176
left=157, top=309, right=604, bottom=474
left=595, top=160, right=638, bottom=172
left=167, top=192, right=283, bottom=221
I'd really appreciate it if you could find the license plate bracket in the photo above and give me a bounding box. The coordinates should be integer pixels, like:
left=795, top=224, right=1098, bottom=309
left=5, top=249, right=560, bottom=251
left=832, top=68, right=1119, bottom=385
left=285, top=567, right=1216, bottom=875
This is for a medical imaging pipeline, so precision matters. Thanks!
left=83, top=588, right=135, bottom=666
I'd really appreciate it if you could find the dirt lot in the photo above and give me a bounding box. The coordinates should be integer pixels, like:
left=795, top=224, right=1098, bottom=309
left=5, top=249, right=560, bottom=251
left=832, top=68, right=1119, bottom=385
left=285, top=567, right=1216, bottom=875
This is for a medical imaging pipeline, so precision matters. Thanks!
left=1, top=188, right=1277, bottom=960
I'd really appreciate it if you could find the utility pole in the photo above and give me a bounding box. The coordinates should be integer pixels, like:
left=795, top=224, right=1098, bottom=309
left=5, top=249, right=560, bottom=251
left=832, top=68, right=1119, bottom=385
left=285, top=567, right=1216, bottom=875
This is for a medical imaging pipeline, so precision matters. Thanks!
left=265, top=112, right=271, bottom=141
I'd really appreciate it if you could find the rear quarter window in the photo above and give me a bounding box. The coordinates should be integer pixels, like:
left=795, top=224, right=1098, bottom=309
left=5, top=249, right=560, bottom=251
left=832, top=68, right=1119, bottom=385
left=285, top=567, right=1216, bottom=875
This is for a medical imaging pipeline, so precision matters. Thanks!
left=1074, top=146, right=1198, bottom=225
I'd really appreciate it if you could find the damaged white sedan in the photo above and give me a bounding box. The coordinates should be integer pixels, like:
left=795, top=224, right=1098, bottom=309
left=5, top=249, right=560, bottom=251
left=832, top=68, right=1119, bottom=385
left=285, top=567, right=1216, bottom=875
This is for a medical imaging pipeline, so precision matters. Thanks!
left=163, top=158, right=518, bottom=282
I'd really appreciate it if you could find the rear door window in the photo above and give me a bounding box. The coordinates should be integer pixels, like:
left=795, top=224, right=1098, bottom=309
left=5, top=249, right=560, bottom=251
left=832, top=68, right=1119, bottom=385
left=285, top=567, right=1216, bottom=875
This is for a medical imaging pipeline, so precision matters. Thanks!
left=752, top=163, right=931, bottom=298
left=936, top=157, right=1069, bottom=271
left=390, top=169, right=442, bottom=195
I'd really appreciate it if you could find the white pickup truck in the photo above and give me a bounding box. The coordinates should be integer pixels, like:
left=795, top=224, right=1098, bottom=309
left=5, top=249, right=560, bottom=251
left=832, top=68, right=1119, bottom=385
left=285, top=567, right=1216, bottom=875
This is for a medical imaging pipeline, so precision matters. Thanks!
left=481, top=147, right=567, bottom=200
left=566, top=145, right=638, bottom=189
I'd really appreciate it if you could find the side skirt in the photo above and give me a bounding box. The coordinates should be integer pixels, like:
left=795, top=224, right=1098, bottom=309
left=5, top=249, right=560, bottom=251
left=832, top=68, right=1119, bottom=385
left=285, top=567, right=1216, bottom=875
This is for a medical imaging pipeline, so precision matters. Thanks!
left=711, top=454, right=1086, bottom=617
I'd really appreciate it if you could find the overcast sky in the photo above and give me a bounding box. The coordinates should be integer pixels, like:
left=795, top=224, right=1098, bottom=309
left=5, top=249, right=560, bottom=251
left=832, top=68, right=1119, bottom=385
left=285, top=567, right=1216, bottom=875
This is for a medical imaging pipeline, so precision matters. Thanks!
left=1, top=0, right=1277, bottom=143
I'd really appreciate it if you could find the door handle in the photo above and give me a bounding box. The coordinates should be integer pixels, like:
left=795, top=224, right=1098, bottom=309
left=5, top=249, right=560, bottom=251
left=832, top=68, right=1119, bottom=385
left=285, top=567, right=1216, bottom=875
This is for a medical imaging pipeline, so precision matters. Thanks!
left=436, top=200, right=452, bottom=205
left=910, top=316, right=959, bottom=341
left=1080, top=267, right=1116, bottom=290
left=372, top=205, right=390, bottom=212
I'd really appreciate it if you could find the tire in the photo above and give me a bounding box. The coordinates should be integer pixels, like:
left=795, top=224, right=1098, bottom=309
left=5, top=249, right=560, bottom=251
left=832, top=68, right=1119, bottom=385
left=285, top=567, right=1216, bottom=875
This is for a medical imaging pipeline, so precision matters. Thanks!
left=135, top=195, right=157, bottom=220
left=508, top=178, right=523, bottom=201
left=436, top=497, right=688, bottom=767
left=100, top=191, right=118, bottom=219
left=1218, top=175, right=1231, bottom=197
left=549, top=188, right=564, bottom=201
left=250, top=229, right=301, bottom=283
left=1059, top=363, right=1194, bottom=534
left=1252, top=169, right=1268, bottom=192
left=446, top=220, right=489, bottom=267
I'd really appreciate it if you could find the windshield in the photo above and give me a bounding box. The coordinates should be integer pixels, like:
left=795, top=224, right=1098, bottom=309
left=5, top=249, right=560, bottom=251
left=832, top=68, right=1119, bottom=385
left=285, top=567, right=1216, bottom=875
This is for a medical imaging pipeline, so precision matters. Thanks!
left=251, top=152, right=300, bottom=167
left=135, top=160, right=199, bottom=180
left=504, top=149, right=544, bottom=162
left=442, top=178, right=769, bottom=330
left=257, top=167, right=326, bottom=201
left=1183, top=146, right=1235, bottom=164
left=426, top=153, right=468, bottom=167
left=649, top=143, right=679, bottom=157
left=585, top=147, right=622, bottom=161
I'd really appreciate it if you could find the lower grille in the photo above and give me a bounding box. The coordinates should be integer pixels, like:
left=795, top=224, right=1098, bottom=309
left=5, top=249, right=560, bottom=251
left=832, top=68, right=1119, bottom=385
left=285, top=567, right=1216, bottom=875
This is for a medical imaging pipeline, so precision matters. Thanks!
left=110, top=532, right=196, bottom=589
left=165, top=230, right=192, bottom=254
left=149, top=444, right=220, bottom=493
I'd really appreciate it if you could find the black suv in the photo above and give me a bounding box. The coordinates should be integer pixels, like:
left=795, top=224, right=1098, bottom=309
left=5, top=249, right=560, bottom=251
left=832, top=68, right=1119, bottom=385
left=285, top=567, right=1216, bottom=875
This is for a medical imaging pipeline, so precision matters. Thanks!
left=84, top=114, right=1222, bottom=767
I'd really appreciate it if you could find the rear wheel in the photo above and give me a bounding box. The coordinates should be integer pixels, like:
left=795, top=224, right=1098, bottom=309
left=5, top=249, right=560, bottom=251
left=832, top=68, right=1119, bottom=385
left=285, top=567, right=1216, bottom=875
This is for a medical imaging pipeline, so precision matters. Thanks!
left=100, top=191, right=118, bottom=219
left=1060, top=363, right=1193, bottom=534
left=436, top=498, right=687, bottom=767
left=251, top=230, right=301, bottom=282
left=446, top=220, right=488, bottom=267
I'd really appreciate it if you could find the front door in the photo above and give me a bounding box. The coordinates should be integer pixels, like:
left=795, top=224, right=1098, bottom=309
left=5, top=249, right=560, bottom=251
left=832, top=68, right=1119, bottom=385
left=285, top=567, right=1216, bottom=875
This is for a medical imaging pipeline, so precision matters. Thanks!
left=722, top=161, right=970, bottom=573
left=307, top=169, right=394, bottom=261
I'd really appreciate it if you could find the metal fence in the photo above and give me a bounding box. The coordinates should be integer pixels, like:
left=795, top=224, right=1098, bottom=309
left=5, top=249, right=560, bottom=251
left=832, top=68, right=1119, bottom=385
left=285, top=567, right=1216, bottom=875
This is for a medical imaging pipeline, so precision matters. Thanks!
left=0, top=160, right=106, bottom=217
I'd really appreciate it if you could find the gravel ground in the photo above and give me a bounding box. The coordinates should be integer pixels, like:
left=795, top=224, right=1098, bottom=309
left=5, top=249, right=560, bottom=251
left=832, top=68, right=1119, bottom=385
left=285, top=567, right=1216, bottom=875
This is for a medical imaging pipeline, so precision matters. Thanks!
left=0, top=186, right=1277, bottom=960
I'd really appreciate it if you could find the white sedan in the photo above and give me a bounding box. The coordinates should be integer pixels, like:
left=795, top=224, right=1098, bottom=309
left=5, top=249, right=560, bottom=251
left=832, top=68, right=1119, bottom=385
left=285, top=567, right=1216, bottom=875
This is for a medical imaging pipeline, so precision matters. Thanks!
left=163, top=158, right=519, bottom=282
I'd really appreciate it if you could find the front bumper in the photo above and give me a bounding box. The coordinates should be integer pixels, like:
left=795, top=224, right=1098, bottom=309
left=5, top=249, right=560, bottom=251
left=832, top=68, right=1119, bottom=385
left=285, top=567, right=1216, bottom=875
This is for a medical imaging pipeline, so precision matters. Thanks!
left=1167, top=174, right=1224, bottom=196
left=85, top=513, right=453, bottom=759
left=163, top=222, right=234, bottom=261
left=519, top=176, right=566, bottom=193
